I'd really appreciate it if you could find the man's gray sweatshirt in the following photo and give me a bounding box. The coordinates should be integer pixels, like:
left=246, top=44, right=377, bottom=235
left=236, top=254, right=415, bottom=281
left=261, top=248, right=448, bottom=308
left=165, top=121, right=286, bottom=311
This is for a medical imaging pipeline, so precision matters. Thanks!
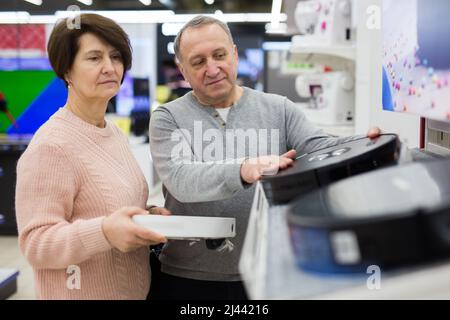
left=149, top=87, right=361, bottom=281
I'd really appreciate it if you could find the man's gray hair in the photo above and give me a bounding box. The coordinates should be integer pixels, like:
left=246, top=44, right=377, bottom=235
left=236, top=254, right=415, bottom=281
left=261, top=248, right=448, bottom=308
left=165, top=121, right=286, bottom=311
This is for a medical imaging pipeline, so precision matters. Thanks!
left=174, top=15, right=234, bottom=62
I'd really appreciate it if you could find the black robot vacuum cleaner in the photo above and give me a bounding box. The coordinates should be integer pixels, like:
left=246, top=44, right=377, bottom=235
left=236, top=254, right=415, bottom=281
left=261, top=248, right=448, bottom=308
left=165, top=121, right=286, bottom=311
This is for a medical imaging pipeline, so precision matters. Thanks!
left=261, top=134, right=401, bottom=205
left=287, top=159, right=450, bottom=274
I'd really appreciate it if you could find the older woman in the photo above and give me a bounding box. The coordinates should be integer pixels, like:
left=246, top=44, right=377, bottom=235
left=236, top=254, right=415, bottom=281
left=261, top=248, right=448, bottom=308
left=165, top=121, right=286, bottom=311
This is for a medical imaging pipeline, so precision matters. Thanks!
left=15, top=13, right=167, bottom=300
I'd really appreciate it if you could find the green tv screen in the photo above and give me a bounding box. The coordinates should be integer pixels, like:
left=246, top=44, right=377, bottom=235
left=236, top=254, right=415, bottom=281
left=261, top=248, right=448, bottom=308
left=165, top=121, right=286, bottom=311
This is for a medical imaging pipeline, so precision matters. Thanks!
left=0, top=70, right=67, bottom=135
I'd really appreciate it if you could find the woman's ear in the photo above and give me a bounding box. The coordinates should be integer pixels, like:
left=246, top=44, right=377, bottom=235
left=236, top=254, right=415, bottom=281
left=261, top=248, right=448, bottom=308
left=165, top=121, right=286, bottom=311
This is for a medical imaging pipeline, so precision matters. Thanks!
left=65, top=72, right=71, bottom=87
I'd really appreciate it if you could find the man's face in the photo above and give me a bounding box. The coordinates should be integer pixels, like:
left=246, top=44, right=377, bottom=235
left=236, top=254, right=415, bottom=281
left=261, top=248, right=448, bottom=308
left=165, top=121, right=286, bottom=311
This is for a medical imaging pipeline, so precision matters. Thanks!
left=177, top=23, right=239, bottom=107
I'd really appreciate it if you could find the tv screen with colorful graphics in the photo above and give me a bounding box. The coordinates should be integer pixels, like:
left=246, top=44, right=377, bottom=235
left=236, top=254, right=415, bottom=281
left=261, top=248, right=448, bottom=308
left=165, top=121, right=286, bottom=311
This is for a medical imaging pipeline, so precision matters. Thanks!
left=0, top=70, right=67, bottom=135
left=382, top=0, right=450, bottom=122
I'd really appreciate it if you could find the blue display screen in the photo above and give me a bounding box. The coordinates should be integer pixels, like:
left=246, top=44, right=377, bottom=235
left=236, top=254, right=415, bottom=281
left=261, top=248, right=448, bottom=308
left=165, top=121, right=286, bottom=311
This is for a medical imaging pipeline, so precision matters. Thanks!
left=382, top=0, right=450, bottom=122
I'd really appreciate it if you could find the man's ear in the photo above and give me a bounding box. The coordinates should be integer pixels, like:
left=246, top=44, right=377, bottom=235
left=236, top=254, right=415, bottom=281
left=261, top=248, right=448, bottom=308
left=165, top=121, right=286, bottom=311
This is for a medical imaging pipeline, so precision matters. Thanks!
left=176, top=59, right=187, bottom=81
left=233, top=44, right=239, bottom=63
left=233, top=44, right=239, bottom=62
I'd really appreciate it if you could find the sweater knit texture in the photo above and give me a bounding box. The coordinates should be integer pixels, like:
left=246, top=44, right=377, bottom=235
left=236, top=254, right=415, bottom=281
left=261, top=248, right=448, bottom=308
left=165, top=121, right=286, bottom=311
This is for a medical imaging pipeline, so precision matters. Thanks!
left=15, top=107, right=150, bottom=299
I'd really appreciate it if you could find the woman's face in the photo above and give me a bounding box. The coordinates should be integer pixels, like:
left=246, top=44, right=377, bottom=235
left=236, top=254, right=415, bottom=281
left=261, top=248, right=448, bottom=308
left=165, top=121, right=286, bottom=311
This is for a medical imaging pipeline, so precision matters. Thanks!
left=66, top=33, right=124, bottom=101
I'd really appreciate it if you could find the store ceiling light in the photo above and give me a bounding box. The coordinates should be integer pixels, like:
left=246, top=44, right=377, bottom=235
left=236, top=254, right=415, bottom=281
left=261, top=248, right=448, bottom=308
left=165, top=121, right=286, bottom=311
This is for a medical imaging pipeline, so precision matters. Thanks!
left=262, top=41, right=291, bottom=51
left=77, top=0, right=93, bottom=5
left=4, top=10, right=285, bottom=25
left=165, top=13, right=286, bottom=24
left=55, top=10, right=175, bottom=24
left=204, top=0, right=215, bottom=5
left=139, top=0, right=152, bottom=5
left=265, top=22, right=287, bottom=34
left=162, top=13, right=286, bottom=35
left=28, top=15, right=58, bottom=24
left=167, top=42, right=175, bottom=55
left=0, top=11, right=30, bottom=24
left=162, top=23, right=184, bottom=36
left=23, top=0, right=42, bottom=5
left=0, top=12, right=60, bottom=24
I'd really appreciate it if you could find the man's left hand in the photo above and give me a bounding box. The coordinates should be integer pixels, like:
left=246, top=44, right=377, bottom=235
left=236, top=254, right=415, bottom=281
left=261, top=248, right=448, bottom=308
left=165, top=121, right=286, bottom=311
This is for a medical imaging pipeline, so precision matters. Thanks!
left=147, top=205, right=171, bottom=216
left=367, top=127, right=382, bottom=139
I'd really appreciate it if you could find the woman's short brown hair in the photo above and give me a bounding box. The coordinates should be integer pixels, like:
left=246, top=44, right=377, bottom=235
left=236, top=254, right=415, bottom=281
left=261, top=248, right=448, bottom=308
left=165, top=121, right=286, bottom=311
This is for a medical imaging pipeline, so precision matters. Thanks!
left=47, top=13, right=132, bottom=87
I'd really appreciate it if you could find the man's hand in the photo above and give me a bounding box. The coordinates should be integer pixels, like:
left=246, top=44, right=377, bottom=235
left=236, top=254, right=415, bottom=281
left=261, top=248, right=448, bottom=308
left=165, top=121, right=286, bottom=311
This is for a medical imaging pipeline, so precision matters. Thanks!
left=147, top=205, right=171, bottom=216
left=367, top=127, right=382, bottom=139
left=240, top=149, right=297, bottom=184
left=102, top=206, right=167, bottom=253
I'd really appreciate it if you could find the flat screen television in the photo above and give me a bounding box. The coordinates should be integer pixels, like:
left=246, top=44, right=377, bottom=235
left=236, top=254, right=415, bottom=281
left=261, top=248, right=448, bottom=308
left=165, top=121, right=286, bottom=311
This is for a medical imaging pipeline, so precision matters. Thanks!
left=0, top=70, right=67, bottom=135
left=1, top=68, right=144, bottom=135
left=237, top=48, right=264, bottom=91
left=382, top=0, right=450, bottom=122
left=114, top=74, right=151, bottom=116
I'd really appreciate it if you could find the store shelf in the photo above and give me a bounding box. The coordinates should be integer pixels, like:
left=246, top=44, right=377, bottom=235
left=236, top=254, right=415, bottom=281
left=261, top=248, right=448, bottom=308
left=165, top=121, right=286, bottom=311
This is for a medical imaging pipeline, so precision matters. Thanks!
left=295, top=103, right=355, bottom=137
left=290, top=36, right=356, bottom=61
left=239, top=182, right=450, bottom=300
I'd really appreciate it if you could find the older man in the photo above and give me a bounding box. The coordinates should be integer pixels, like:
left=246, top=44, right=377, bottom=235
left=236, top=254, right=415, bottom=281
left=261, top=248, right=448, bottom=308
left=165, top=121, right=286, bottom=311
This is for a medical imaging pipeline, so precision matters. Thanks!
left=149, top=15, right=381, bottom=300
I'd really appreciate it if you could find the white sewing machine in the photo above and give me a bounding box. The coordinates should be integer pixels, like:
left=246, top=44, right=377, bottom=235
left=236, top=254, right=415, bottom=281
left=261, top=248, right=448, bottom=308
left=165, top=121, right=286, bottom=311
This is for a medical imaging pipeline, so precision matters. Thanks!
left=295, top=71, right=354, bottom=126
left=293, top=0, right=353, bottom=46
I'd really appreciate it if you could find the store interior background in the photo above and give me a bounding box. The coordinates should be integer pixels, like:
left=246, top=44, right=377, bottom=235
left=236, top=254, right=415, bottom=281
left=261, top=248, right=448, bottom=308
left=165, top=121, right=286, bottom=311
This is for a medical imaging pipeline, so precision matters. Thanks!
left=1, top=0, right=450, bottom=299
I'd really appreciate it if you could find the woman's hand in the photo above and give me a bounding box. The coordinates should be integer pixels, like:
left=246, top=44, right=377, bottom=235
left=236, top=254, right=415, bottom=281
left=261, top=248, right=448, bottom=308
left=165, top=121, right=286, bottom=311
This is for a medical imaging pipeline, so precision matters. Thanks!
left=102, top=206, right=167, bottom=253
